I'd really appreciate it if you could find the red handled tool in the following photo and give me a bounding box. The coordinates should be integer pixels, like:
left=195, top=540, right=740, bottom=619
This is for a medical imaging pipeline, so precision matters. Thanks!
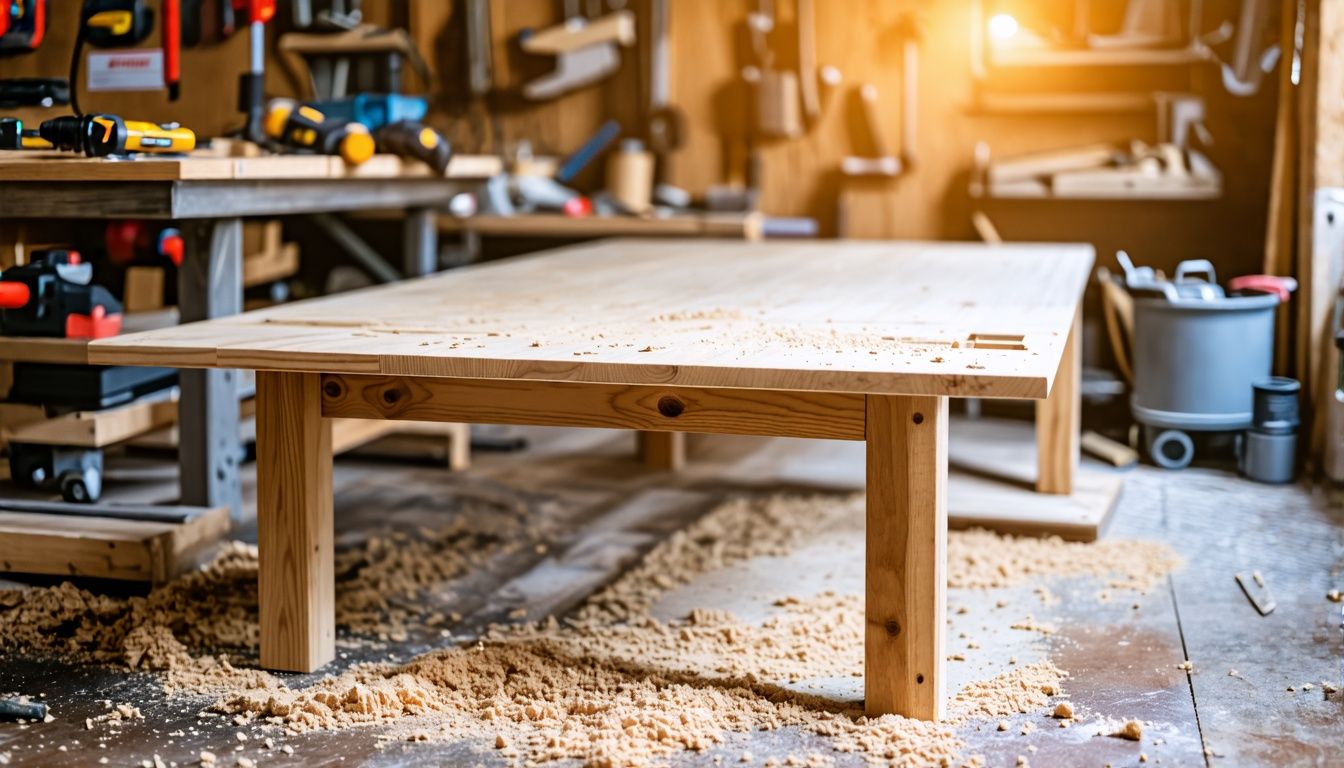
left=163, top=0, right=180, bottom=100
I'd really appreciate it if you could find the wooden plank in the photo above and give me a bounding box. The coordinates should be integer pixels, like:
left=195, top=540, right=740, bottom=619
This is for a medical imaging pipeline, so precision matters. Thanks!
left=123, top=267, right=165, bottom=314
left=320, top=374, right=867, bottom=441
left=0, top=308, right=178, bottom=365
left=3, top=395, right=178, bottom=448
left=243, top=242, right=301, bottom=288
left=638, top=431, right=686, bottom=470
left=256, top=371, right=334, bottom=673
left=0, top=153, right=503, bottom=182
left=951, top=415, right=1117, bottom=541
left=0, top=505, right=230, bottom=583
left=1035, top=307, right=1080, bottom=494
left=91, top=240, right=1092, bottom=400
left=865, top=394, right=947, bottom=719
left=428, top=212, right=763, bottom=239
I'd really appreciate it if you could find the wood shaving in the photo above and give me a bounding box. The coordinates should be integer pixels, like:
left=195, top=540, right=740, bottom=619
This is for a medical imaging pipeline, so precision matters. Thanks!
left=0, top=493, right=1183, bottom=767
left=1109, top=719, right=1143, bottom=740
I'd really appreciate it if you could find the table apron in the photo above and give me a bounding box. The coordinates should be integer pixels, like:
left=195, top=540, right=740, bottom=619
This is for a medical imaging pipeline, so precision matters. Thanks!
left=318, top=373, right=868, bottom=441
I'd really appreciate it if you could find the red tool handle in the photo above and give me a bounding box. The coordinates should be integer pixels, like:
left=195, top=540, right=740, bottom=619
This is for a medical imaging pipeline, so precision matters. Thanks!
left=164, top=0, right=181, bottom=100
left=0, top=282, right=31, bottom=309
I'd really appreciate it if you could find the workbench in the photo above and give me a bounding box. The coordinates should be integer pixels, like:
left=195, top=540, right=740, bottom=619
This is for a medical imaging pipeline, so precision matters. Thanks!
left=89, top=238, right=1092, bottom=720
left=0, top=153, right=500, bottom=516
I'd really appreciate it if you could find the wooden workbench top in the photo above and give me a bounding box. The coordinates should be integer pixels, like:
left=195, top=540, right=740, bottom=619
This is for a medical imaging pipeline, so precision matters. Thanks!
left=89, top=240, right=1093, bottom=398
left=0, top=152, right=502, bottom=182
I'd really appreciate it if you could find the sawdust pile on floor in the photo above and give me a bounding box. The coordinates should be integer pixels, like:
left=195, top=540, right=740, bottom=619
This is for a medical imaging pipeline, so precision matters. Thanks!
left=948, top=527, right=1183, bottom=592
left=575, top=495, right=862, bottom=625
left=0, top=493, right=1184, bottom=766
left=0, top=494, right=530, bottom=692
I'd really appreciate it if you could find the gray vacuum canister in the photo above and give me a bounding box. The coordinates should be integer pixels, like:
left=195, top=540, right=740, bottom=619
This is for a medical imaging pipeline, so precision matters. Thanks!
left=1240, top=377, right=1299, bottom=484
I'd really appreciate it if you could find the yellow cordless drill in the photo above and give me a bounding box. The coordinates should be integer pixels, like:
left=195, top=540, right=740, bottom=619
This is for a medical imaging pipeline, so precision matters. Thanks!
left=37, top=114, right=195, bottom=156
left=263, top=98, right=375, bottom=166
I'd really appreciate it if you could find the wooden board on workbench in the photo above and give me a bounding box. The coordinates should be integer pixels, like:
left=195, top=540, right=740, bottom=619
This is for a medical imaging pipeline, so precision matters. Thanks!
left=0, top=153, right=502, bottom=182
left=0, top=504, right=230, bottom=583
left=90, top=240, right=1093, bottom=399
left=434, top=213, right=764, bottom=240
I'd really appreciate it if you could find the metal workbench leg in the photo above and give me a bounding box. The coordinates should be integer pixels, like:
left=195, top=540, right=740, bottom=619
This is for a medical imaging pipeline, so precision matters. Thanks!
left=404, top=206, right=438, bottom=277
left=179, top=219, right=244, bottom=519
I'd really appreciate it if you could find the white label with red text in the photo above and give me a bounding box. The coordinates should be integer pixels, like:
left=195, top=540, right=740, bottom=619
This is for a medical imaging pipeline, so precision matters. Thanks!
left=86, top=51, right=164, bottom=92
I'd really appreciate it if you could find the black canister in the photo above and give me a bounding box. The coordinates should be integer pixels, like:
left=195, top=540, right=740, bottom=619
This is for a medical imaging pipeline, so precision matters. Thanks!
left=1251, top=377, right=1301, bottom=433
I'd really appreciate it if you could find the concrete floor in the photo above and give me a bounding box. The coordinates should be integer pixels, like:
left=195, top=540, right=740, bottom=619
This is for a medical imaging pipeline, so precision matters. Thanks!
left=0, top=423, right=1341, bottom=767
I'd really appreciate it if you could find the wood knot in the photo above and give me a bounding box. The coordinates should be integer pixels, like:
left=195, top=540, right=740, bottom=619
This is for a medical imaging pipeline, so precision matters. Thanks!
left=912, top=412, right=924, bottom=425
left=916, top=673, right=925, bottom=684
left=322, top=379, right=344, bottom=399
left=657, top=395, right=685, bottom=418
left=380, top=384, right=410, bottom=410
left=884, top=619, right=901, bottom=637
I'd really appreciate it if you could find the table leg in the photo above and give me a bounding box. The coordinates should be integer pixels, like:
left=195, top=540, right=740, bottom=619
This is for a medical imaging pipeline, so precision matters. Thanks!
left=404, top=206, right=437, bottom=277
left=1035, top=307, right=1081, bottom=495
left=865, top=394, right=947, bottom=720
left=256, top=371, right=334, bottom=672
left=178, top=219, right=243, bottom=519
left=637, top=431, right=685, bottom=470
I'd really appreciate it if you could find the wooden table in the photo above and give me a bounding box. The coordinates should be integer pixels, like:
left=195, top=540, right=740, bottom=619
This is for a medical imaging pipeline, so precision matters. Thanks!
left=89, top=239, right=1092, bottom=720
left=0, top=153, right=499, bottom=516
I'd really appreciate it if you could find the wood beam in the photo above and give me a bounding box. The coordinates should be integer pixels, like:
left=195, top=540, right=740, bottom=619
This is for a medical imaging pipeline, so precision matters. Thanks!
left=319, top=375, right=867, bottom=441
left=1035, top=308, right=1080, bottom=494
left=865, top=394, right=947, bottom=720
left=257, top=371, right=334, bottom=673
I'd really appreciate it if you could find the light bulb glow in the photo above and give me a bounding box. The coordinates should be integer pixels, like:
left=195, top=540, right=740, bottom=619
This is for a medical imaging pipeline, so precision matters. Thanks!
left=988, top=13, right=1020, bottom=40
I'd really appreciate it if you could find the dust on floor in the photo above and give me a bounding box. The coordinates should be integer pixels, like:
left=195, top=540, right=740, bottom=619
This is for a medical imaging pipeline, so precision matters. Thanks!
left=0, top=493, right=1180, bottom=767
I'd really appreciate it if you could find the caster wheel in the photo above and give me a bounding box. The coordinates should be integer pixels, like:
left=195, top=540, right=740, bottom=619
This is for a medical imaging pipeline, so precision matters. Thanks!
left=1150, top=429, right=1195, bottom=470
left=59, top=468, right=101, bottom=504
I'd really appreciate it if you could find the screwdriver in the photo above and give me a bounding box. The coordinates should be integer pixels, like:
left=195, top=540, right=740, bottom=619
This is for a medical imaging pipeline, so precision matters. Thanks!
left=38, top=114, right=195, bottom=156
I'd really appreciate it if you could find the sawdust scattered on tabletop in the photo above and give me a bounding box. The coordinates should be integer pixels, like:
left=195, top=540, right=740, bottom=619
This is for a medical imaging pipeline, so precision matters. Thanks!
left=0, top=493, right=1183, bottom=767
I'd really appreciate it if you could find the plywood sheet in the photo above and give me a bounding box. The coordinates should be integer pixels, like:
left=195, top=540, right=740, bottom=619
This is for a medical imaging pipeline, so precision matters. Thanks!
left=91, top=239, right=1093, bottom=398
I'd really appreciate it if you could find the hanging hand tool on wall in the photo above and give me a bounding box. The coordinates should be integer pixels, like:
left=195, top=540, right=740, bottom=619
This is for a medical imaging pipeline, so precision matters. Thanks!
left=69, top=0, right=155, bottom=115
left=235, top=0, right=275, bottom=143
left=743, top=0, right=801, bottom=140
left=0, top=0, right=46, bottom=53
left=520, top=1, right=635, bottom=100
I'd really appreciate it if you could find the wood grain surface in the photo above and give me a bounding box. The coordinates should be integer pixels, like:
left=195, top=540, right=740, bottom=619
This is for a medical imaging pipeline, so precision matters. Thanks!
left=91, top=240, right=1092, bottom=398
left=319, top=374, right=866, bottom=441
left=0, top=153, right=502, bottom=182
left=256, top=371, right=334, bottom=673
left=865, top=394, right=948, bottom=719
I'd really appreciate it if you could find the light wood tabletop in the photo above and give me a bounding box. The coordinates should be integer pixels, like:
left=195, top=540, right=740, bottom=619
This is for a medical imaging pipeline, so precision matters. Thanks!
left=88, top=238, right=1093, bottom=722
left=0, top=151, right=503, bottom=181
left=90, top=239, right=1093, bottom=398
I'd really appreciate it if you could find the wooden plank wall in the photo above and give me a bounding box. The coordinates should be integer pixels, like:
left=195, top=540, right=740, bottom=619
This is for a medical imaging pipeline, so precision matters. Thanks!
left=0, top=1, right=1279, bottom=281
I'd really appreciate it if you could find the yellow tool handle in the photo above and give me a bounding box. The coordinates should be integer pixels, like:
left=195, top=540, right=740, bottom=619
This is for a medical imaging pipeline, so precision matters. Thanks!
left=122, top=120, right=196, bottom=153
